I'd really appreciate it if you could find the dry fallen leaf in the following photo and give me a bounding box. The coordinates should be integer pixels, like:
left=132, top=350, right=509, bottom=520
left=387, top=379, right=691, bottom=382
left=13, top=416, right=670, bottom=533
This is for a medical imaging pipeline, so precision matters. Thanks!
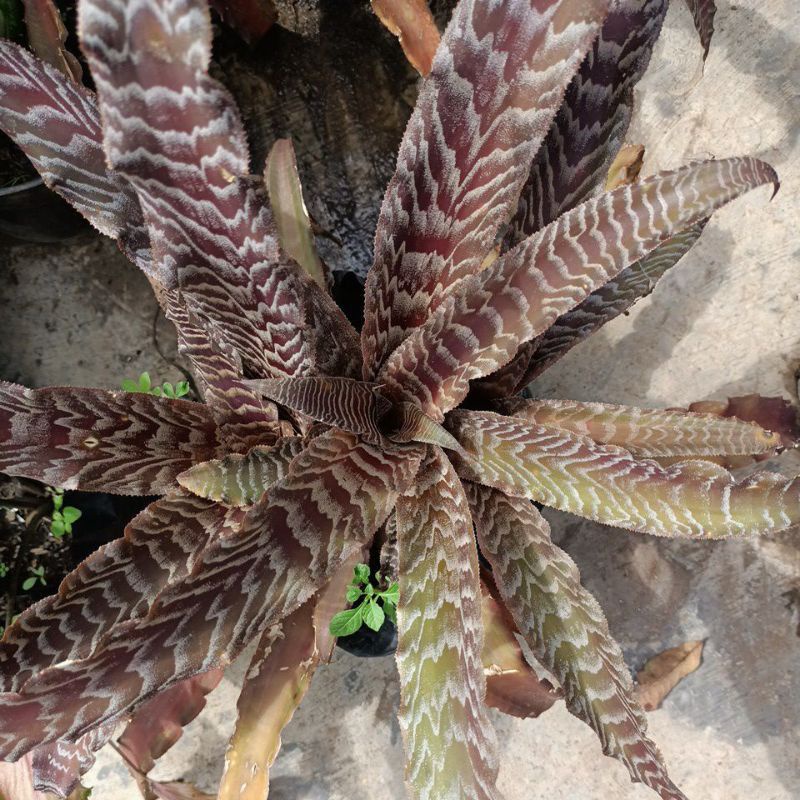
left=371, top=0, right=440, bottom=76
left=635, top=640, right=704, bottom=711
left=22, top=0, right=83, bottom=82
left=605, top=143, right=645, bottom=190
left=481, top=581, right=562, bottom=718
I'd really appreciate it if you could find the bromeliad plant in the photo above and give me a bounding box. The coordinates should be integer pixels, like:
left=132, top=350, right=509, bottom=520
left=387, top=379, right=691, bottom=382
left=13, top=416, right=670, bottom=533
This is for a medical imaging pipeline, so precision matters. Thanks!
left=0, top=0, right=792, bottom=798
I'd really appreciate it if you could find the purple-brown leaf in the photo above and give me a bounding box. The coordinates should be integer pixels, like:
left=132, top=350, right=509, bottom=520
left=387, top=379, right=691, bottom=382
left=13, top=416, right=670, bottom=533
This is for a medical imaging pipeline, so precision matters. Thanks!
left=0, top=494, right=240, bottom=693
left=476, top=0, right=670, bottom=399
left=380, top=157, right=778, bottom=419
left=79, top=0, right=361, bottom=381
left=0, top=42, right=328, bottom=431
left=248, top=377, right=389, bottom=440
left=0, top=41, right=151, bottom=272
left=0, top=383, right=221, bottom=495
left=361, top=0, right=610, bottom=378
left=507, top=0, right=669, bottom=246
left=0, top=430, right=421, bottom=758
left=31, top=725, right=115, bottom=798
left=526, top=223, right=706, bottom=382
left=0, top=752, right=50, bottom=800
left=684, top=0, right=716, bottom=60
left=165, top=297, right=282, bottom=453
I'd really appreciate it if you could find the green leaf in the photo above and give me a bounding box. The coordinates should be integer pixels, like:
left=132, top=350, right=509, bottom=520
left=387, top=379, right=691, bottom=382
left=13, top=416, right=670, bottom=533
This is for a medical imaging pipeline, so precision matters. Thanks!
left=362, top=600, right=385, bottom=632
left=52, top=492, right=63, bottom=511
left=364, top=583, right=374, bottom=597
left=353, top=563, right=370, bottom=585
left=50, top=518, right=65, bottom=538
left=62, top=506, right=82, bottom=524
left=22, top=577, right=36, bottom=591
left=138, top=372, right=152, bottom=392
left=121, top=378, right=140, bottom=392
left=345, top=585, right=362, bottom=603
left=383, top=601, right=396, bottom=625
left=151, top=386, right=162, bottom=397
left=175, top=381, right=190, bottom=397
left=328, top=606, right=364, bottom=638
left=382, top=582, right=399, bottom=605
left=162, top=382, right=176, bottom=398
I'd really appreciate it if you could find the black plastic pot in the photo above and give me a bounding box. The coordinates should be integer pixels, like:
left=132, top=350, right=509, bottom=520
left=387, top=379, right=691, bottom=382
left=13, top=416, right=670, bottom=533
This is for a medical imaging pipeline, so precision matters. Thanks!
left=336, top=617, right=398, bottom=658
left=63, top=491, right=156, bottom=563
left=0, top=177, right=88, bottom=244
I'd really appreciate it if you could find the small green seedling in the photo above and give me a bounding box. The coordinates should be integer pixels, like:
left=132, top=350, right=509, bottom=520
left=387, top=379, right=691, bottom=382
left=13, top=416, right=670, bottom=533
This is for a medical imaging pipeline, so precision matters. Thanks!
left=329, top=563, right=399, bottom=637
left=0, top=562, right=8, bottom=578
left=48, top=487, right=81, bottom=539
left=22, top=565, right=46, bottom=592
left=122, top=371, right=189, bottom=399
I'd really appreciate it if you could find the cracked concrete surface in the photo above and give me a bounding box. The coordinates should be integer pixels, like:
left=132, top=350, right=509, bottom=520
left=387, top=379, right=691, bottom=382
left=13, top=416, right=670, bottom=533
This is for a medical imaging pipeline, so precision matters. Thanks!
left=0, top=0, right=798, bottom=798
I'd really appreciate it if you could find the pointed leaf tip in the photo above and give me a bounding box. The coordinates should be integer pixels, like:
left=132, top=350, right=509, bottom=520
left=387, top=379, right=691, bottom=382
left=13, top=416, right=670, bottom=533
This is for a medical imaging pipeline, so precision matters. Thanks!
left=468, top=484, right=687, bottom=800
left=381, top=155, right=782, bottom=419
left=362, top=0, right=610, bottom=377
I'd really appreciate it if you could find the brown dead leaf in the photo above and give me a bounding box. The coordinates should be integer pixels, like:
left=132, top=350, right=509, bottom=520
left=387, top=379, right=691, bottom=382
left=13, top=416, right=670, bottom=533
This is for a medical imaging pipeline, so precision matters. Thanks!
left=22, top=0, right=83, bottom=82
left=635, top=640, right=704, bottom=711
left=371, top=0, right=440, bottom=76
left=605, top=143, right=645, bottom=190
left=481, top=580, right=562, bottom=718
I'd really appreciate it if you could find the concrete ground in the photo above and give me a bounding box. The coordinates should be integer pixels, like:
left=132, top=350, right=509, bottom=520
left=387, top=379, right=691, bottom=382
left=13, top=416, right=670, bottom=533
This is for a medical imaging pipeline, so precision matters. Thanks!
left=0, top=0, right=798, bottom=798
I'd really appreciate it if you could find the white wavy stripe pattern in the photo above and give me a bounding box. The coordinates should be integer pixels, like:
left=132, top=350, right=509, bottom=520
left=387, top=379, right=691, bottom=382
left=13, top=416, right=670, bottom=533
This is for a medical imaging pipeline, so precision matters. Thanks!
left=0, top=495, right=241, bottom=693
left=79, top=0, right=360, bottom=382
left=0, top=430, right=421, bottom=759
left=495, top=396, right=781, bottom=457
left=525, top=222, right=705, bottom=381
left=379, top=157, right=778, bottom=419
left=466, top=484, right=686, bottom=800
left=449, top=410, right=800, bottom=538
left=30, top=722, right=116, bottom=797
left=361, top=0, right=609, bottom=378
left=166, top=295, right=283, bottom=452
left=396, top=447, right=500, bottom=799
left=177, top=438, right=305, bottom=507
left=477, top=0, right=671, bottom=399
left=507, top=0, right=669, bottom=244
left=684, top=0, right=716, bottom=58
left=0, top=41, right=152, bottom=272
left=0, top=383, right=222, bottom=495
left=0, top=45, right=284, bottom=453
left=248, top=377, right=389, bottom=441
